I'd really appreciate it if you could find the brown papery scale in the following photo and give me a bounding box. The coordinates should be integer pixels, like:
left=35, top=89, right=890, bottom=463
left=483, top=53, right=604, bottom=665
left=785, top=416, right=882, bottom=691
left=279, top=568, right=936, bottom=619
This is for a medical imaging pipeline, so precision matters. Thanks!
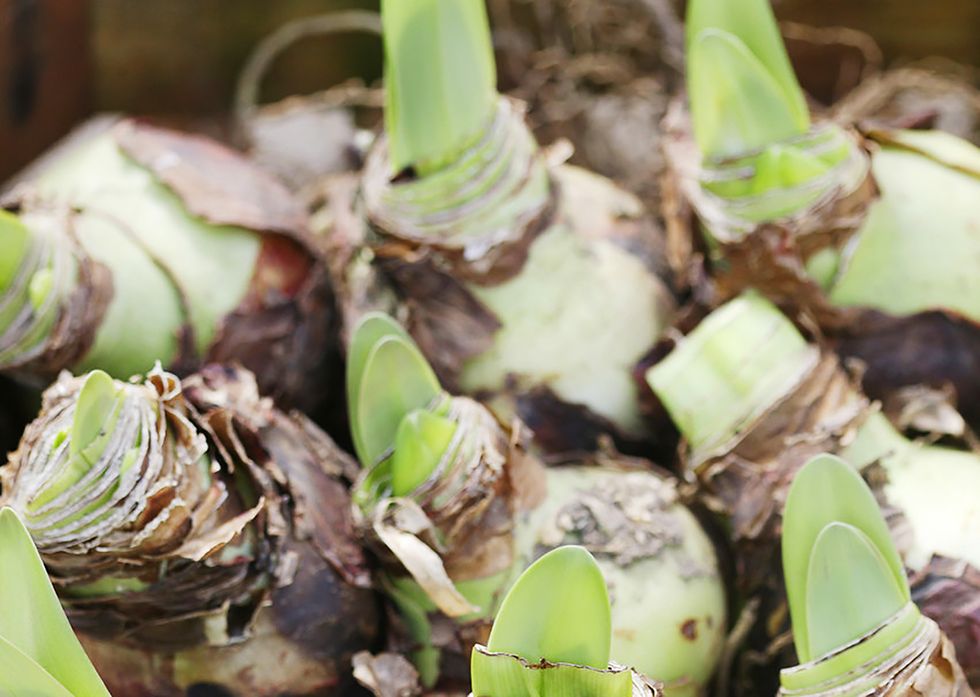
left=0, top=364, right=379, bottom=696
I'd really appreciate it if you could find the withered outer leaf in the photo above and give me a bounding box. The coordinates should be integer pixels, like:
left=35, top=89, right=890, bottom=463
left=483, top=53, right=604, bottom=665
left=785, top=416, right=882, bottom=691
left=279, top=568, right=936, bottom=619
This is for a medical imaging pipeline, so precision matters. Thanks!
left=0, top=364, right=379, bottom=697
left=1, top=117, right=337, bottom=410
left=322, top=98, right=675, bottom=454
left=353, top=650, right=424, bottom=697
left=909, top=557, right=980, bottom=688
left=778, top=614, right=971, bottom=697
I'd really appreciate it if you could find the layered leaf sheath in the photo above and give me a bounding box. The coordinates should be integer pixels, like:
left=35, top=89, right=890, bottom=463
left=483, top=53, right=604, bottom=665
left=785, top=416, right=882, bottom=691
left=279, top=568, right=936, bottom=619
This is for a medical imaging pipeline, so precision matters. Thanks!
left=646, top=293, right=980, bottom=687
left=778, top=455, right=970, bottom=697
left=469, top=546, right=661, bottom=697
left=0, top=365, right=379, bottom=696
left=0, top=118, right=335, bottom=409
left=348, top=314, right=725, bottom=696
left=325, top=0, right=676, bottom=454
left=662, top=0, right=980, bottom=429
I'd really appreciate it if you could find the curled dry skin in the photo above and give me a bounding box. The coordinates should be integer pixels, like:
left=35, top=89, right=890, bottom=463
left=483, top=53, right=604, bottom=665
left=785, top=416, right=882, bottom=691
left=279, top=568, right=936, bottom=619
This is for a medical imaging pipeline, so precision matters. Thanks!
left=325, top=96, right=676, bottom=453
left=0, top=365, right=379, bottom=696
left=0, top=119, right=336, bottom=410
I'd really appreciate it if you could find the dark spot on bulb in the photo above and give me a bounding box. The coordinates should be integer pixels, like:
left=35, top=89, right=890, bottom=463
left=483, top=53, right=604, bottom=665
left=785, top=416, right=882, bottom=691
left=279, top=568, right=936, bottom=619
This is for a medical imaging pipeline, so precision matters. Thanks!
left=680, top=618, right=698, bottom=641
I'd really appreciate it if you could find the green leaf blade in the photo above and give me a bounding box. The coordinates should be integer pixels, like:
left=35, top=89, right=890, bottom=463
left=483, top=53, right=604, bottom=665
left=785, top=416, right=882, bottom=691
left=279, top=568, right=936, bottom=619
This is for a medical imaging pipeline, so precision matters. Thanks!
left=804, top=522, right=908, bottom=661
left=0, top=210, right=31, bottom=295
left=0, top=635, right=79, bottom=697
left=688, top=29, right=806, bottom=159
left=686, top=0, right=809, bottom=143
left=782, top=455, right=910, bottom=662
left=390, top=409, right=458, bottom=497
left=382, top=0, right=498, bottom=176
left=354, top=335, right=443, bottom=468
left=0, top=507, right=111, bottom=697
left=347, top=312, right=415, bottom=462
left=486, top=546, right=611, bottom=669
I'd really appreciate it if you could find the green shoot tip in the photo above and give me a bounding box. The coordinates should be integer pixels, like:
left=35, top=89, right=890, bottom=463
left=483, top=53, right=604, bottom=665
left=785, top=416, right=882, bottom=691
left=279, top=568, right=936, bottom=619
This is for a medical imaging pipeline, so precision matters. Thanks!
left=348, top=314, right=443, bottom=468
left=782, top=454, right=910, bottom=662
left=686, top=0, right=809, bottom=158
left=382, top=0, right=498, bottom=176
left=486, top=546, right=611, bottom=669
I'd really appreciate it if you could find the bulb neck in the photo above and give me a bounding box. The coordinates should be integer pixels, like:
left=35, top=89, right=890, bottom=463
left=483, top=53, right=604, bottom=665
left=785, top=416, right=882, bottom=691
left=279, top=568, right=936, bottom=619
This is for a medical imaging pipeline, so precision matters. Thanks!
left=363, top=96, right=553, bottom=278
left=780, top=603, right=931, bottom=696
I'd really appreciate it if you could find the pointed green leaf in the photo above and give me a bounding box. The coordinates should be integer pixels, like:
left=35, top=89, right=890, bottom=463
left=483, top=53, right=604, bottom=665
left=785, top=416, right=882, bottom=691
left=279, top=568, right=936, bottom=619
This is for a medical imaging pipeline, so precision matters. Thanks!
left=28, top=268, right=55, bottom=311
left=804, top=522, right=908, bottom=661
left=355, top=335, right=443, bottom=467
left=0, top=635, right=79, bottom=697
left=382, top=0, right=497, bottom=175
left=487, top=546, right=611, bottom=669
left=782, top=455, right=909, bottom=662
left=0, top=209, right=30, bottom=294
left=0, top=507, right=111, bottom=696
left=689, top=29, right=806, bottom=159
left=30, top=371, right=125, bottom=514
left=686, top=0, right=809, bottom=142
left=390, top=409, right=458, bottom=497
left=71, top=370, right=120, bottom=459
left=347, top=312, right=416, bottom=461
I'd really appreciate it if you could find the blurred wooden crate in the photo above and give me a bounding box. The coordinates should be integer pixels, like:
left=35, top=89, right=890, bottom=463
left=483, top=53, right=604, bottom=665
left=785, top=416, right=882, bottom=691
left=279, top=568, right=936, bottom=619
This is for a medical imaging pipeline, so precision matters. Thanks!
left=0, top=0, right=92, bottom=181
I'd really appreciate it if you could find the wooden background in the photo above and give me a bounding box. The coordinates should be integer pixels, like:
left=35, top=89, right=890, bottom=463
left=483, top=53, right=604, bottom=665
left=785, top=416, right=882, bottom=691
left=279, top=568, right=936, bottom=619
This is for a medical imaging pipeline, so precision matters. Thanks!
left=1, top=0, right=977, bottom=181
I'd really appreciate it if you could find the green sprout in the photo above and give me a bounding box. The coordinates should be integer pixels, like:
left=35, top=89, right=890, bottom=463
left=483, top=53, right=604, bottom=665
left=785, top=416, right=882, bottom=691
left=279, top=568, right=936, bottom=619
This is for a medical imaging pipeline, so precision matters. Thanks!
left=382, top=0, right=497, bottom=176
left=646, top=292, right=979, bottom=691
left=0, top=507, right=111, bottom=697
left=359, top=0, right=676, bottom=451
left=687, top=0, right=809, bottom=157
left=350, top=314, right=725, bottom=693
left=685, top=0, right=854, bottom=223
left=779, top=455, right=929, bottom=692
left=782, top=455, right=909, bottom=663
left=470, top=546, right=637, bottom=697
left=347, top=311, right=450, bottom=489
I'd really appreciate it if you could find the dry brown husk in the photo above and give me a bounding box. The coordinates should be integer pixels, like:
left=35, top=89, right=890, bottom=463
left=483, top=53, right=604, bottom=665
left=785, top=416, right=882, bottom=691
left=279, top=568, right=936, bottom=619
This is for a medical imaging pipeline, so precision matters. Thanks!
left=681, top=350, right=870, bottom=595
left=0, top=364, right=379, bottom=696
left=1, top=117, right=337, bottom=411
left=909, top=557, right=980, bottom=687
